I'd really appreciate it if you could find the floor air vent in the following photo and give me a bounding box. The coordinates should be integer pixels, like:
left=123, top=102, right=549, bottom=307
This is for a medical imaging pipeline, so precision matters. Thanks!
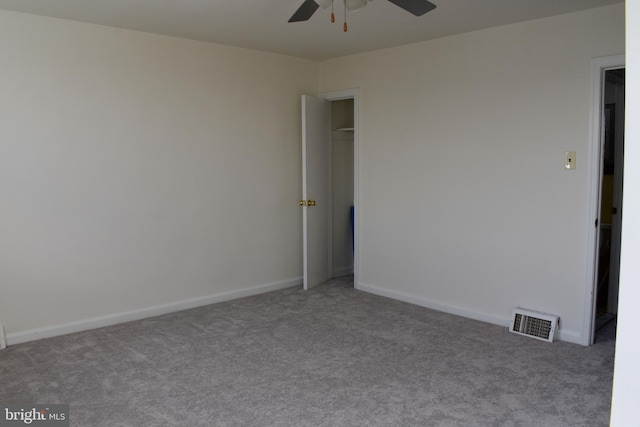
left=509, top=308, right=559, bottom=343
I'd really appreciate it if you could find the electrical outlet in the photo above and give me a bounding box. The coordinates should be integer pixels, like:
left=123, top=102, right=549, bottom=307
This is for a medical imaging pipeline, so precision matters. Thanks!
left=0, top=324, right=6, bottom=350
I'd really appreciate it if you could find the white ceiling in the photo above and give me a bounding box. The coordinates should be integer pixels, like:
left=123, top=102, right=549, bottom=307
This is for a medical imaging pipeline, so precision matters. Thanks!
left=0, top=0, right=622, bottom=60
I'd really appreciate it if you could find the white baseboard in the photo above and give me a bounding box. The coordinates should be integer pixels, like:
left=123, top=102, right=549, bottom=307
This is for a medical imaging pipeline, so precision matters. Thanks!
left=332, top=266, right=354, bottom=278
left=0, top=324, right=6, bottom=350
left=6, top=277, right=302, bottom=346
left=557, top=329, right=582, bottom=345
left=356, top=282, right=582, bottom=345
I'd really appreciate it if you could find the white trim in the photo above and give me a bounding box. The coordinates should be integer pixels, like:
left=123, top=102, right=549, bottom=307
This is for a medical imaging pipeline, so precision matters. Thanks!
left=583, top=54, right=625, bottom=346
left=353, top=92, right=359, bottom=289
left=301, top=95, right=310, bottom=289
left=558, top=329, right=582, bottom=345
left=321, top=88, right=358, bottom=102
left=357, top=282, right=582, bottom=345
left=326, top=99, right=334, bottom=280
left=332, top=266, right=354, bottom=277
left=5, top=277, right=302, bottom=346
left=357, top=282, right=510, bottom=326
left=0, top=324, right=6, bottom=350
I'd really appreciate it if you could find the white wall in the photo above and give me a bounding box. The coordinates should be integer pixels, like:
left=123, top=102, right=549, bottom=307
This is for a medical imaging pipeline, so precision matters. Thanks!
left=0, top=10, right=318, bottom=341
left=320, top=4, right=625, bottom=343
left=610, top=2, right=640, bottom=425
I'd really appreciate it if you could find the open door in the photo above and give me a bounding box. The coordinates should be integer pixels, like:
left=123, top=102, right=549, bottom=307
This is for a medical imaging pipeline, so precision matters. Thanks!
left=301, top=95, right=329, bottom=290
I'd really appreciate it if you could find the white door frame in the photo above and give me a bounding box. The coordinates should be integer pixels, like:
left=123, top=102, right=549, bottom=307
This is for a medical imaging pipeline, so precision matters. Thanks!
left=320, top=88, right=359, bottom=288
left=583, top=54, right=625, bottom=346
left=607, top=70, right=625, bottom=315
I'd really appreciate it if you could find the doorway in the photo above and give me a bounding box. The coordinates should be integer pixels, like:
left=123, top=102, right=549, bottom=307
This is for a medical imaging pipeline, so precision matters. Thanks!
left=594, top=68, right=625, bottom=334
left=585, top=55, right=625, bottom=346
left=300, top=89, right=359, bottom=290
left=329, top=98, right=355, bottom=280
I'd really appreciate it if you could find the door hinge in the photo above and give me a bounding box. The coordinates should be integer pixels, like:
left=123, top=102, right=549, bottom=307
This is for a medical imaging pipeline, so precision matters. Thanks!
left=595, top=218, right=599, bottom=228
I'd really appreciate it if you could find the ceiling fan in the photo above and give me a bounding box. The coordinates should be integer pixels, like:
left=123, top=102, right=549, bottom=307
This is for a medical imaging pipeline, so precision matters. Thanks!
left=289, top=0, right=436, bottom=31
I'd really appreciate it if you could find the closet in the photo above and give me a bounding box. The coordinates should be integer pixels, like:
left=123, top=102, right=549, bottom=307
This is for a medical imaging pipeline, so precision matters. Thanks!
left=330, top=99, right=354, bottom=278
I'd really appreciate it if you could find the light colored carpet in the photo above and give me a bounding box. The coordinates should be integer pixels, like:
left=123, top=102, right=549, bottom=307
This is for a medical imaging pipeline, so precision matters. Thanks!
left=0, top=276, right=615, bottom=426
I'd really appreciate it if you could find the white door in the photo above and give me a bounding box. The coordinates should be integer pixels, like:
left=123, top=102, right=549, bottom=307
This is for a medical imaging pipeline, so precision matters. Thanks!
left=301, top=95, right=329, bottom=290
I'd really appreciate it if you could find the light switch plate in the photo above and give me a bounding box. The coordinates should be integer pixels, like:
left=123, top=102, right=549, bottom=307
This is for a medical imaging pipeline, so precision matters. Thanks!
left=565, top=151, right=576, bottom=170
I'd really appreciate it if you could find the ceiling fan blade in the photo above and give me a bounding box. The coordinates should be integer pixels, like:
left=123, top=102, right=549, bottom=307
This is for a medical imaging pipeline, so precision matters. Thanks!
left=288, top=0, right=320, bottom=22
left=386, top=0, right=436, bottom=16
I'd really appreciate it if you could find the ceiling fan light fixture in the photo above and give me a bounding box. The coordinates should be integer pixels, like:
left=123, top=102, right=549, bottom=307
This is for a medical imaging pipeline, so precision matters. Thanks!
left=316, top=0, right=333, bottom=9
left=288, top=0, right=436, bottom=27
left=345, top=0, right=367, bottom=11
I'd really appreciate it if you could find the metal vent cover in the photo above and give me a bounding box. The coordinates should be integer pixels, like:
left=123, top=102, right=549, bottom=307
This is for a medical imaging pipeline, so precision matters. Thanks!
left=509, top=308, right=559, bottom=343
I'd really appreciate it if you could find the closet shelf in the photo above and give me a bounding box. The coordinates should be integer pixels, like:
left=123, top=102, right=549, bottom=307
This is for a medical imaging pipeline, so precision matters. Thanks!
left=335, top=127, right=354, bottom=132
